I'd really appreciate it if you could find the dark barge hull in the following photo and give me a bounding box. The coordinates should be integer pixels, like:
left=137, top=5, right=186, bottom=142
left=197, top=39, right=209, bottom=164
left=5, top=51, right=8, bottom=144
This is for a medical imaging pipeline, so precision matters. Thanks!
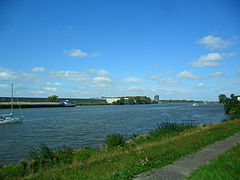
left=0, top=104, right=75, bottom=109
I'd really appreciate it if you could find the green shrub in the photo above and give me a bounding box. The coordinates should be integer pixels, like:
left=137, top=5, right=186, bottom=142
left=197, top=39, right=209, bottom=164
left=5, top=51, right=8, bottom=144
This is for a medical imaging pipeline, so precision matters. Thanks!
left=73, top=147, right=96, bottom=162
left=27, top=144, right=73, bottom=168
left=105, top=134, right=125, bottom=148
left=150, top=122, right=194, bottom=138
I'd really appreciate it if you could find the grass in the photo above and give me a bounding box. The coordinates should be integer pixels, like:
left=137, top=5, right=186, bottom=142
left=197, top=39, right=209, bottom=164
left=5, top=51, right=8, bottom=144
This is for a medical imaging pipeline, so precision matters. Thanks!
left=149, top=122, right=194, bottom=138
left=188, top=143, right=240, bottom=180
left=0, top=119, right=240, bottom=179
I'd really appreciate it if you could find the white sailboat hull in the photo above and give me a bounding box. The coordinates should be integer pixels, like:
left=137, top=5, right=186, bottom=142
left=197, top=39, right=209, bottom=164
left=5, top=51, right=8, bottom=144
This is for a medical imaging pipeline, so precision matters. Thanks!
left=0, top=116, right=23, bottom=124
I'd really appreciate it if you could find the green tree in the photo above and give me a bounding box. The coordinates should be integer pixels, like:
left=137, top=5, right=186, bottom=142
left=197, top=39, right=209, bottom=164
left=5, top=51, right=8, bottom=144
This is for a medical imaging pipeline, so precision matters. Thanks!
left=127, top=98, right=136, bottom=104
left=220, top=94, right=240, bottom=114
left=47, top=95, right=58, bottom=102
left=152, top=100, right=159, bottom=104
left=113, top=96, right=155, bottom=105
left=218, top=94, right=227, bottom=104
left=113, top=97, right=125, bottom=105
left=138, top=97, right=151, bottom=104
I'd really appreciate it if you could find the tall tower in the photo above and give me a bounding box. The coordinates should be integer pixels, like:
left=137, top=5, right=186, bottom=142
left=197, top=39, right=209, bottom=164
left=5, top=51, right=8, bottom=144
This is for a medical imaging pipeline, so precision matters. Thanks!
left=154, top=95, right=159, bottom=101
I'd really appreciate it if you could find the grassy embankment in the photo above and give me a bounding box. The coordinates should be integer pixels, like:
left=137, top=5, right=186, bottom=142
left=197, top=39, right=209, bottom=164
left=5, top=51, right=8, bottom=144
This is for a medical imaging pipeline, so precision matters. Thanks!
left=188, top=143, right=240, bottom=180
left=0, top=119, right=240, bottom=180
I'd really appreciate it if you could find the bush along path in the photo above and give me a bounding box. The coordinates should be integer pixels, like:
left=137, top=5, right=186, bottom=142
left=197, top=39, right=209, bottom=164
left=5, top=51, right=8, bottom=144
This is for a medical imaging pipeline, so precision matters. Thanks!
left=134, top=131, right=240, bottom=180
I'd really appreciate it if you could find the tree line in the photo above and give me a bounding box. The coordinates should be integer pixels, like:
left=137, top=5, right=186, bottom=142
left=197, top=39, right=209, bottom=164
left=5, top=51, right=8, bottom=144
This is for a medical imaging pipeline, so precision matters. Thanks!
left=113, top=97, right=158, bottom=105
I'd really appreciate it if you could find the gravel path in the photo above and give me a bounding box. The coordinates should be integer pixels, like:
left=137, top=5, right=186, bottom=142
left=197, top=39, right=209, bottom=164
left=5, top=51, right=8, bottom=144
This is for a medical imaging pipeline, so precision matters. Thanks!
left=134, top=132, right=240, bottom=180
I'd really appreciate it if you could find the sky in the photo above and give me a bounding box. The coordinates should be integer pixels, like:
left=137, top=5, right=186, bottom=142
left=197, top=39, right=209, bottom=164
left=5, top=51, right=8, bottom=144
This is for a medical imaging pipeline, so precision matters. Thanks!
left=0, top=0, right=239, bottom=101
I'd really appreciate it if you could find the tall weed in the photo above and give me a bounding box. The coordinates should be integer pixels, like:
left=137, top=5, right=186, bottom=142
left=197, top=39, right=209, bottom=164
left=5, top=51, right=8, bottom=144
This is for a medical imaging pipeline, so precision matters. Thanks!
left=105, top=134, right=126, bottom=148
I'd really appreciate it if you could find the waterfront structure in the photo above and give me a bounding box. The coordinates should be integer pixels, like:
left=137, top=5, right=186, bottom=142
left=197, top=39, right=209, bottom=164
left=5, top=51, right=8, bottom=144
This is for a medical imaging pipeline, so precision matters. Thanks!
left=123, top=96, right=147, bottom=99
left=101, top=96, right=147, bottom=104
left=101, top=97, right=121, bottom=104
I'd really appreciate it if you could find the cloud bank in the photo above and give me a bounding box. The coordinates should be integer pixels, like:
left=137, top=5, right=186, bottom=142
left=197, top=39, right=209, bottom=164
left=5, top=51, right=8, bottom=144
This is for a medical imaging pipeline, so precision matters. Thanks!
left=196, top=35, right=234, bottom=50
left=190, top=53, right=235, bottom=67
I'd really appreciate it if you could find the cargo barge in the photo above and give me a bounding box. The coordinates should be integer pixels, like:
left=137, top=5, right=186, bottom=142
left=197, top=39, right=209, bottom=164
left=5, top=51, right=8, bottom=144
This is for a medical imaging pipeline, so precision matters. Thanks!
left=0, top=102, right=75, bottom=109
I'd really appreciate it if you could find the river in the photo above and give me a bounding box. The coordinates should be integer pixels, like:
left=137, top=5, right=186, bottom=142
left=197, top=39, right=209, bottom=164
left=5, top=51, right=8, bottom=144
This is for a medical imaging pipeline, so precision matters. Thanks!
left=0, top=103, right=228, bottom=165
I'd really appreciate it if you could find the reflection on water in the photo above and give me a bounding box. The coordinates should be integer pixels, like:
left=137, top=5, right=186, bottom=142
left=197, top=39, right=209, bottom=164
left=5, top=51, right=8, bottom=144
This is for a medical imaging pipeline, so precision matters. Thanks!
left=0, top=103, right=227, bottom=165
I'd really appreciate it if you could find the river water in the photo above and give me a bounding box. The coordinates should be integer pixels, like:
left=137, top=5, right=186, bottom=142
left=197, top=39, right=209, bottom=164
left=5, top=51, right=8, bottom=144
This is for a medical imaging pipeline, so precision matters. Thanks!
left=0, top=103, right=228, bottom=165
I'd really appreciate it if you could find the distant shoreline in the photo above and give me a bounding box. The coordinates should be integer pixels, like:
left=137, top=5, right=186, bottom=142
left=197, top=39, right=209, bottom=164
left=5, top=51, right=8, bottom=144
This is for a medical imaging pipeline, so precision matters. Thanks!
left=0, top=101, right=219, bottom=109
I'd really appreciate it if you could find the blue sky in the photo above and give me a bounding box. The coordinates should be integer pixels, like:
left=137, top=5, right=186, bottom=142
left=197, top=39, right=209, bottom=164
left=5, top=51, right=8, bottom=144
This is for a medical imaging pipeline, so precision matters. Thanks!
left=0, top=0, right=239, bottom=100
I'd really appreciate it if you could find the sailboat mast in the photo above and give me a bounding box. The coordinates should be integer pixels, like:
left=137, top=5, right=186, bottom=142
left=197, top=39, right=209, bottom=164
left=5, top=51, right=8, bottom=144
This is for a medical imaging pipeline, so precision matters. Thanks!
left=11, top=84, right=13, bottom=114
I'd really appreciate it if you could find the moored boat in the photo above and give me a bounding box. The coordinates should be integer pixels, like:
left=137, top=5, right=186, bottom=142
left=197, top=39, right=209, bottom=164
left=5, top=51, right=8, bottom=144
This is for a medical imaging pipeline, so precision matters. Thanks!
left=0, top=84, right=23, bottom=124
left=0, top=114, right=23, bottom=124
left=192, top=103, right=198, bottom=107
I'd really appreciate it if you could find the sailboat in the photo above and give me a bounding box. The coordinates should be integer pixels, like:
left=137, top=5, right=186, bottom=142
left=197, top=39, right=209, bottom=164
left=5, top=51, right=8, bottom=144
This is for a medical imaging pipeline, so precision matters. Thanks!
left=0, top=84, right=23, bottom=124
left=192, top=103, right=198, bottom=107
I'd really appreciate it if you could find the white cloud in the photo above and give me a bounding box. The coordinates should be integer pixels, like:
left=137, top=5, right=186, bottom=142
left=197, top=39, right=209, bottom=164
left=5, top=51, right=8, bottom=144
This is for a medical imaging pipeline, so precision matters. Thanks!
left=176, top=71, right=225, bottom=81
left=0, top=67, right=17, bottom=81
left=64, top=49, right=101, bottom=58
left=190, top=53, right=235, bottom=67
left=32, top=67, right=45, bottom=72
left=92, top=77, right=112, bottom=87
left=64, top=49, right=88, bottom=57
left=196, top=83, right=205, bottom=87
left=97, top=69, right=111, bottom=77
left=209, top=72, right=225, bottom=77
left=177, top=70, right=199, bottom=79
left=196, top=35, right=234, bottom=50
left=86, top=69, right=111, bottom=77
left=0, top=67, right=43, bottom=83
left=151, top=74, right=179, bottom=86
left=122, top=77, right=143, bottom=82
left=161, top=78, right=179, bottom=86
left=46, top=82, right=64, bottom=86
left=50, top=70, right=90, bottom=82
left=50, top=69, right=113, bottom=88
left=44, top=87, right=57, bottom=91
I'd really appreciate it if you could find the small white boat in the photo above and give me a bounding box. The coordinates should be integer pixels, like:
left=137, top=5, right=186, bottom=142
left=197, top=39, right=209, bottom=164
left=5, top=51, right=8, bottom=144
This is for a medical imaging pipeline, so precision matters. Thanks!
left=192, top=103, right=198, bottom=107
left=0, top=114, right=23, bottom=124
left=63, top=100, right=76, bottom=107
left=0, top=84, right=23, bottom=124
